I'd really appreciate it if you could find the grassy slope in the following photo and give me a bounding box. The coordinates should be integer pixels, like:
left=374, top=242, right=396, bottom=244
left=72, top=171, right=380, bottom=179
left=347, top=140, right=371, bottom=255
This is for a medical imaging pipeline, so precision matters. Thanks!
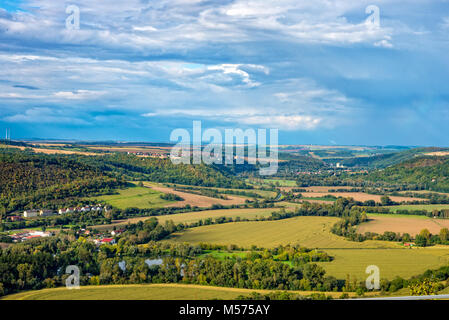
left=1, top=283, right=361, bottom=300
left=89, top=184, right=174, bottom=209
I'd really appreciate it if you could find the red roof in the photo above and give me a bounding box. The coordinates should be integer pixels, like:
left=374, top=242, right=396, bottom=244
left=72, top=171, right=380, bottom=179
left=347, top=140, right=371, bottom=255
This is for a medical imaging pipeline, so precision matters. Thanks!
left=101, top=238, right=114, bottom=243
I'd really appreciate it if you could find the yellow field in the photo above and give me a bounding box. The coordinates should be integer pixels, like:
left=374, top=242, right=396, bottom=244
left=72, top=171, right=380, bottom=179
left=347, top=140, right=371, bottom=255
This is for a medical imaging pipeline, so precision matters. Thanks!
left=167, top=216, right=400, bottom=249
left=317, top=247, right=449, bottom=280
left=1, top=283, right=362, bottom=300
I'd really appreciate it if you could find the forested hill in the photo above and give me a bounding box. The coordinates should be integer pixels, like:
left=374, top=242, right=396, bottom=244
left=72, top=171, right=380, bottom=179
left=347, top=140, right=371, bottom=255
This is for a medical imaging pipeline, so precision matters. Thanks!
left=341, top=147, right=447, bottom=169
left=79, top=153, right=248, bottom=188
left=0, top=148, right=249, bottom=212
left=0, top=148, right=125, bottom=212
left=363, top=155, right=449, bottom=192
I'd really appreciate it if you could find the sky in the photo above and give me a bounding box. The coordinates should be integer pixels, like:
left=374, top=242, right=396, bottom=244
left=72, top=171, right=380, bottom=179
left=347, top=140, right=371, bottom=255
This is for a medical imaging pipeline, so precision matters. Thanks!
left=0, top=0, right=448, bottom=146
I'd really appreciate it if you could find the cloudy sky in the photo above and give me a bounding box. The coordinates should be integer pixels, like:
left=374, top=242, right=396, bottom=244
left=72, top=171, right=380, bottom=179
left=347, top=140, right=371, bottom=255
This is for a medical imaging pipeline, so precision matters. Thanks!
left=0, top=0, right=448, bottom=146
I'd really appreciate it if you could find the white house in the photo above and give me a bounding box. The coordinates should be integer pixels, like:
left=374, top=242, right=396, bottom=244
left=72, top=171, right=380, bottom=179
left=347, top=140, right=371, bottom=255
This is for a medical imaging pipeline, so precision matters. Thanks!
left=23, top=210, right=39, bottom=218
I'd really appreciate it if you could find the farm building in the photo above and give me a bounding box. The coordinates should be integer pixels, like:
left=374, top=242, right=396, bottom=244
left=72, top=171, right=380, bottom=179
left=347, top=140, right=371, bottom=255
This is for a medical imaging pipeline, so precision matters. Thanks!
left=23, top=210, right=39, bottom=218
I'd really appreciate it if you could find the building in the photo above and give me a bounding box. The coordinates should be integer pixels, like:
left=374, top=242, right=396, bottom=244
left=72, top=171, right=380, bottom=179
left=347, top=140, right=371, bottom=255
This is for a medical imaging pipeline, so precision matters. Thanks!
left=23, top=210, right=39, bottom=218
left=40, top=210, right=56, bottom=217
left=9, top=230, right=52, bottom=242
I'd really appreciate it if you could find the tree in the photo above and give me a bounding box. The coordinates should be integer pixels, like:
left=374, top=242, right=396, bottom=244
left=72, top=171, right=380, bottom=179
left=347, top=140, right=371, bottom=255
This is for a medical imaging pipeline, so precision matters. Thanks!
left=380, top=196, right=392, bottom=206
left=409, top=279, right=439, bottom=296
left=439, top=228, right=449, bottom=243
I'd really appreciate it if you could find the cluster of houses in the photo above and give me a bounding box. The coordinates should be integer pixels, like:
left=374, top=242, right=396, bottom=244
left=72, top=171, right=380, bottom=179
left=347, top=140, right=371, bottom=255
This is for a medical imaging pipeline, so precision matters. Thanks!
left=92, top=229, right=125, bottom=246
left=22, top=205, right=109, bottom=218
left=9, top=230, right=53, bottom=242
left=126, top=151, right=168, bottom=158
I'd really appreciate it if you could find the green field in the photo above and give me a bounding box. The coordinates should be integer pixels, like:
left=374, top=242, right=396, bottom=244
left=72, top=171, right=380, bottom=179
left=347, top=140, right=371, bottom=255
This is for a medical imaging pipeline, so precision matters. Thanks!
left=89, top=185, right=174, bottom=209
left=246, top=178, right=297, bottom=187
left=1, top=283, right=357, bottom=300
left=317, top=248, right=449, bottom=280
left=386, top=204, right=449, bottom=212
left=366, top=213, right=430, bottom=219
left=167, top=216, right=399, bottom=249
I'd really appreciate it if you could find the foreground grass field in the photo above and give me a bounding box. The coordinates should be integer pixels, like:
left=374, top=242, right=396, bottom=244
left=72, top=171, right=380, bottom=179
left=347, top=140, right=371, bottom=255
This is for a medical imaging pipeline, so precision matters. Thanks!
left=317, top=248, right=449, bottom=280
left=2, top=283, right=361, bottom=300
left=167, top=216, right=399, bottom=249
left=89, top=185, right=173, bottom=209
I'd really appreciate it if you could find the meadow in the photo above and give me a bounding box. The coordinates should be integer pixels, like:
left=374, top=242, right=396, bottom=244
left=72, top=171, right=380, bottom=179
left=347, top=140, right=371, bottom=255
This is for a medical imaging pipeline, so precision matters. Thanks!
left=89, top=185, right=174, bottom=209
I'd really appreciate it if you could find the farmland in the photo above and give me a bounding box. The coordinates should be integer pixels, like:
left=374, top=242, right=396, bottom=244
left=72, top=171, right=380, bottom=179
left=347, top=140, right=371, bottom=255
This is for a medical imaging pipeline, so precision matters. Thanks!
left=357, top=214, right=449, bottom=236
left=167, top=216, right=449, bottom=280
left=316, top=248, right=449, bottom=280
left=167, top=216, right=399, bottom=249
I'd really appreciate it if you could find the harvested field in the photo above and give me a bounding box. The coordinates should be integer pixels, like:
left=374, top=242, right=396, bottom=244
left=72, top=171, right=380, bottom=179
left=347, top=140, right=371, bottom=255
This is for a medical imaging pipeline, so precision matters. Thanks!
left=144, top=183, right=248, bottom=207
left=357, top=214, right=449, bottom=236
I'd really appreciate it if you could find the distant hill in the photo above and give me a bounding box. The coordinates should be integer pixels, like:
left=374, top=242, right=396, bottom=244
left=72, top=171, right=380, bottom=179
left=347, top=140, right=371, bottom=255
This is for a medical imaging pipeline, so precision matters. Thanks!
left=0, top=148, right=125, bottom=212
left=0, top=148, right=249, bottom=212
left=341, top=147, right=449, bottom=169
left=363, top=154, right=449, bottom=192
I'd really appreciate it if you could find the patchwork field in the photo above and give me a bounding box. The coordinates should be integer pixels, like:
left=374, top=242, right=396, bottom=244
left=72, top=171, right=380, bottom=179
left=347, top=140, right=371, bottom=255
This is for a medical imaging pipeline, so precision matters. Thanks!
left=167, top=216, right=400, bottom=249
left=144, top=183, right=248, bottom=207
left=1, top=283, right=362, bottom=300
left=357, top=214, right=449, bottom=236
left=317, top=248, right=449, bottom=280
left=89, top=185, right=174, bottom=209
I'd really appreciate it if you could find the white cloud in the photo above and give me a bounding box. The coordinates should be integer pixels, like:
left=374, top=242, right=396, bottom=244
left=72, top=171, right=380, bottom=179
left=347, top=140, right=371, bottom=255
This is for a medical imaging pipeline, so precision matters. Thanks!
left=53, top=90, right=105, bottom=100
left=3, top=107, right=89, bottom=124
